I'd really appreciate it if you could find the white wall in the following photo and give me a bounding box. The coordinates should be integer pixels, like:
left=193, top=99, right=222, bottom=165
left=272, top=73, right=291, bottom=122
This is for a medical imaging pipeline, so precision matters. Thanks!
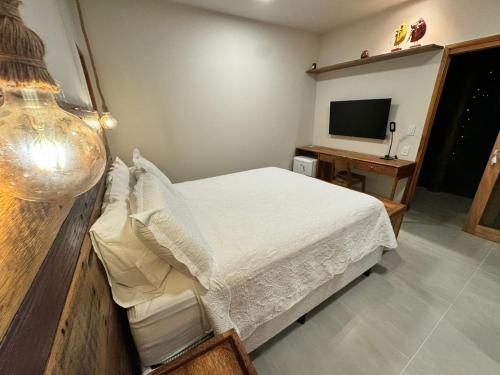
left=313, top=0, right=500, bottom=198
left=20, top=0, right=93, bottom=107
left=80, top=0, right=319, bottom=182
left=18, top=0, right=500, bottom=194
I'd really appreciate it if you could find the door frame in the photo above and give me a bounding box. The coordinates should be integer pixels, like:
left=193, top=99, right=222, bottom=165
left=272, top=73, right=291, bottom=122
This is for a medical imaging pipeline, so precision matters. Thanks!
left=463, top=132, right=500, bottom=242
left=404, top=34, right=500, bottom=206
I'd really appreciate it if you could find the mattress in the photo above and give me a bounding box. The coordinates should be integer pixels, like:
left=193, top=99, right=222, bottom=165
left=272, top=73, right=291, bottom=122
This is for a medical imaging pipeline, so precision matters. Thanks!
left=127, top=269, right=211, bottom=365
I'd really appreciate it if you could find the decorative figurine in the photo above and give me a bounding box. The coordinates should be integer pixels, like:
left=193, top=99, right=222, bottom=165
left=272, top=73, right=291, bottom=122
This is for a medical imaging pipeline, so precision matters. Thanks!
left=408, top=18, right=427, bottom=48
left=360, top=50, right=369, bottom=59
left=392, top=22, right=408, bottom=52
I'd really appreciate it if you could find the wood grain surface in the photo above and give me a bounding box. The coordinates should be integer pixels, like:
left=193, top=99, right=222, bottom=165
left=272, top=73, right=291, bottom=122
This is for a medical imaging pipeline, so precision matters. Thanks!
left=0, top=178, right=103, bottom=374
left=0, top=133, right=137, bottom=374
left=463, top=131, right=500, bottom=242
left=0, top=195, right=73, bottom=340
left=296, top=145, right=415, bottom=168
left=307, top=44, right=443, bottom=74
left=152, top=330, right=257, bottom=375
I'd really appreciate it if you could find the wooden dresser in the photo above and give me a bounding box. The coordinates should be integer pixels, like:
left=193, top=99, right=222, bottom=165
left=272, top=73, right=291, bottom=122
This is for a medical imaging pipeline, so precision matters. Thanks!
left=296, top=145, right=416, bottom=204
left=152, top=330, right=258, bottom=375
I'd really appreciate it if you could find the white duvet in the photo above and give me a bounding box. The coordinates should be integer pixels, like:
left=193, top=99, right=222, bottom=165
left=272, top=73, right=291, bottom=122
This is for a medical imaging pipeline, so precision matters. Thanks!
left=175, top=167, right=397, bottom=340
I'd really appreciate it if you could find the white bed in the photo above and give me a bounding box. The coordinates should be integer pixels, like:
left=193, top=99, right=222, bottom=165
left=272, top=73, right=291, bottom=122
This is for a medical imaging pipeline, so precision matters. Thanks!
left=128, top=167, right=397, bottom=366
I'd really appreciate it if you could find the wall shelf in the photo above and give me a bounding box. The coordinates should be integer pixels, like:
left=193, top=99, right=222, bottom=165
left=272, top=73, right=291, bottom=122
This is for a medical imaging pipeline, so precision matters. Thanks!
left=307, top=44, right=444, bottom=74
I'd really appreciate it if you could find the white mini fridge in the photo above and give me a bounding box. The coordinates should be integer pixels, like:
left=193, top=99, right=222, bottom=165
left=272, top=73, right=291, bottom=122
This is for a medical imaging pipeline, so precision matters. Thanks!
left=293, top=156, right=317, bottom=177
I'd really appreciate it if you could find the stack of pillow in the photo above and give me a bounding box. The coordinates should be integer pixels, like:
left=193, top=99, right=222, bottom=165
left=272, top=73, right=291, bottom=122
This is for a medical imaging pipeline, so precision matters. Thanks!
left=90, top=149, right=214, bottom=308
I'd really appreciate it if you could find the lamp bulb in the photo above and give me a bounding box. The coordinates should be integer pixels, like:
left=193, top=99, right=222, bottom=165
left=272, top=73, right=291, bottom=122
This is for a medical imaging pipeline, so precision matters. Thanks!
left=100, top=112, right=118, bottom=129
left=0, top=88, right=106, bottom=202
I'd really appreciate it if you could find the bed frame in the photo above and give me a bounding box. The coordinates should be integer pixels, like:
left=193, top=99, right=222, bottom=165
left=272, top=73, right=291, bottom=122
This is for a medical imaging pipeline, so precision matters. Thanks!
left=243, top=247, right=382, bottom=353
left=0, top=131, right=138, bottom=374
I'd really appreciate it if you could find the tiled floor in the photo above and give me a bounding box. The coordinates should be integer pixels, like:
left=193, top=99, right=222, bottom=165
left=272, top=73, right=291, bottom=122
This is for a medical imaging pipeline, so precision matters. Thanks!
left=252, top=189, right=500, bottom=375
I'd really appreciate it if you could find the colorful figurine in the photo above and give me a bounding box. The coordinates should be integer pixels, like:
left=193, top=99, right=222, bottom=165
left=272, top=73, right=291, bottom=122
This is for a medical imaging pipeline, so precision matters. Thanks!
left=392, top=23, right=408, bottom=52
left=408, top=18, right=427, bottom=48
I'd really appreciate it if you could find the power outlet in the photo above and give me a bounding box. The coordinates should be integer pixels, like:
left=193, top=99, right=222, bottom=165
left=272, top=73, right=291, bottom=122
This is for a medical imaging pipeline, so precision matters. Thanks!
left=408, top=125, right=416, bottom=136
left=401, top=145, right=410, bottom=156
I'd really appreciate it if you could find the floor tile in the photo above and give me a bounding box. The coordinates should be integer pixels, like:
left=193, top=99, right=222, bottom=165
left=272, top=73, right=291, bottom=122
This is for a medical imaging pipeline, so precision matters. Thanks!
left=399, top=222, right=492, bottom=268
left=402, top=271, right=500, bottom=375
left=409, top=189, right=472, bottom=227
left=336, top=270, right=449, bottom=357
left=380, top=237, right=477, bottom=303
left=479, top=245, right=500, bottom=277
left=252, top=296, right=409, bottom=375
left=401, top=192, right=492, bottom=269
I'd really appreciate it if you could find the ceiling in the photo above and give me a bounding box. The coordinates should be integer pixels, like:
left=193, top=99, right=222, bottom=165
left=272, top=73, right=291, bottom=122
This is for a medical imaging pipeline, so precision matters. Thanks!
left=170, top=0, right=413, bottom=34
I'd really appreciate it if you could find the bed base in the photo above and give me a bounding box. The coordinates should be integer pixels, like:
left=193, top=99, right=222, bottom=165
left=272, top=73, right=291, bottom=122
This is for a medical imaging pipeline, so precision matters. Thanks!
left=140, top=248, right=383, bottom=369
left=296, top=315, right=307, bottom=325
left=243, top=247, right=383, bottom=353
left=296, top=265, right=372, bottom=326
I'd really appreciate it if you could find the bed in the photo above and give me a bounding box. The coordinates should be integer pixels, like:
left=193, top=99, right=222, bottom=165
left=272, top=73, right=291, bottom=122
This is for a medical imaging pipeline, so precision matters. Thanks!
left=127, top=167, right=397, bottom=366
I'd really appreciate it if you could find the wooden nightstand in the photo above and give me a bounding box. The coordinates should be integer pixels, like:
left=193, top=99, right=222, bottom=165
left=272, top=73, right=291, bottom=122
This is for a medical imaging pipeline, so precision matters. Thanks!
left=151, top=329, right=258, bottom=375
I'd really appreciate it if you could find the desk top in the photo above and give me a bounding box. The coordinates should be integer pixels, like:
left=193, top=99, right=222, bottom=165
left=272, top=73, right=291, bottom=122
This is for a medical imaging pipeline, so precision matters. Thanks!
left=296, top=145, right=415, bottom=168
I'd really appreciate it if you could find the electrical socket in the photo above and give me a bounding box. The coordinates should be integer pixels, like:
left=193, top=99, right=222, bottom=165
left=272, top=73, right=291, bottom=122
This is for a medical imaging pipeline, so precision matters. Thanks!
left=401, top=145, right=410, bottom=156
left=408, top=125, right=416, bottom=136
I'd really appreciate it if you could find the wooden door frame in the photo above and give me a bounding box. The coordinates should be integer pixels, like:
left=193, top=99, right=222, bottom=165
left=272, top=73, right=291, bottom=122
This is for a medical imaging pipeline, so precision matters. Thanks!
left=405, top=34, right=500, bottom=206
left=463, top=132, right=500, bottom=242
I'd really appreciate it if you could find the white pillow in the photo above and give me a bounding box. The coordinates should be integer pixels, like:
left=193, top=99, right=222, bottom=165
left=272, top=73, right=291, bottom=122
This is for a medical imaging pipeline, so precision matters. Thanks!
left=90, top=158, right=171, bottom=307
left=130, top=171, right=214, bottom=290
left=102, top=157, right=130, bottom=210
left=132, top=148, right=172, bottom=187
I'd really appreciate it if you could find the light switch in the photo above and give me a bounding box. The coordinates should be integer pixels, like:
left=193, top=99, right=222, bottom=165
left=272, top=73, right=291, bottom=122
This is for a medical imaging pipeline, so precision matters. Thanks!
left=401, top=145, right=410, bottom=156
left=408, top=125, right=416, bottom=136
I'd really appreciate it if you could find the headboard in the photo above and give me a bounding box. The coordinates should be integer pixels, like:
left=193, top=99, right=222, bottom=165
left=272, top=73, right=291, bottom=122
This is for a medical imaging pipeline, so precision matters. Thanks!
left=0, top=117, right=139, bottom=374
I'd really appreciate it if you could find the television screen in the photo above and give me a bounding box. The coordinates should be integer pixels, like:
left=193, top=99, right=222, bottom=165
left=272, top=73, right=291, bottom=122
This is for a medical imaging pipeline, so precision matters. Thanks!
left=329, top=99, right=392, bottom=140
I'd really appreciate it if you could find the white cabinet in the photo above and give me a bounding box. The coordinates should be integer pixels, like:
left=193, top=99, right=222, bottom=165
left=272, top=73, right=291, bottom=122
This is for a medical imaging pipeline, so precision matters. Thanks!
left=293, top=156, right=317, bottom=177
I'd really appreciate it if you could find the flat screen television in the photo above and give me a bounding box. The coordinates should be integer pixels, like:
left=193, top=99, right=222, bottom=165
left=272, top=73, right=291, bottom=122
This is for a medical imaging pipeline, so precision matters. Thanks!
left=329, top=99, right=392, bottom=140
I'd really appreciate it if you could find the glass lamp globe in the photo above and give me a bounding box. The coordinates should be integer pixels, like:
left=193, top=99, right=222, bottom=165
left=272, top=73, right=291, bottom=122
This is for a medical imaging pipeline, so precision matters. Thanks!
left=0, top=87, right=106, bottom=202
left=81, top=110, right=103, bottom=135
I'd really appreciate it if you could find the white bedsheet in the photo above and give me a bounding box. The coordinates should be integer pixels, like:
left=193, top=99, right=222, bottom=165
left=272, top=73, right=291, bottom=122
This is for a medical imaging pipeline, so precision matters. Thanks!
left=175, top=167, right=397, bottom=340
left=128, top=270, right=210, bottom=365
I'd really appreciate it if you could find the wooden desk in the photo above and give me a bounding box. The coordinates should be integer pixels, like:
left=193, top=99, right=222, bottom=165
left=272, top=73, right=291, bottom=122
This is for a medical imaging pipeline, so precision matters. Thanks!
left=296, top=145, right=416, bottom=203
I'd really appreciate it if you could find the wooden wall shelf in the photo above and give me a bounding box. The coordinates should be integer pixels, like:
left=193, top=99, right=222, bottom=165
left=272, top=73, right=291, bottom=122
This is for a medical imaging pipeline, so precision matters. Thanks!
left=307, top=44, right=444, bottom=74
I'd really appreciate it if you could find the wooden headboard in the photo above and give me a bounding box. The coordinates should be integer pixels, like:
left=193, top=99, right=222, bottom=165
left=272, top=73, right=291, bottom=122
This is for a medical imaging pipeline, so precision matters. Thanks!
left=0, top=128, right=139, bottom=373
